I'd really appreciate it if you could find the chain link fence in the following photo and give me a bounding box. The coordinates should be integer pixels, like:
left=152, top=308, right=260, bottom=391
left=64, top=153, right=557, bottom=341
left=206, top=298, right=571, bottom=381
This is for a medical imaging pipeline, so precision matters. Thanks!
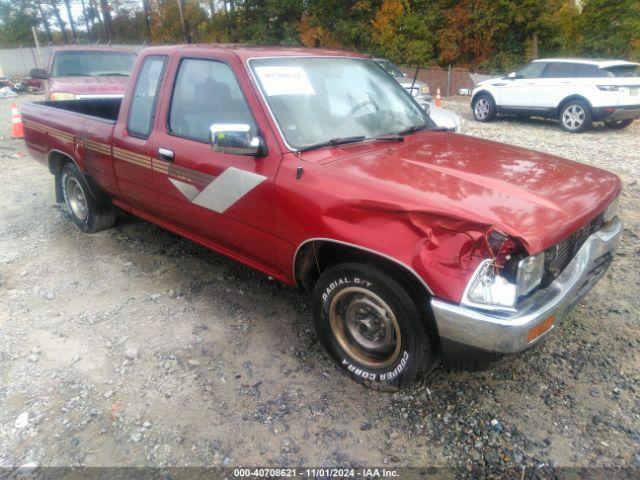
left=400, top=65, right=504, bottom=96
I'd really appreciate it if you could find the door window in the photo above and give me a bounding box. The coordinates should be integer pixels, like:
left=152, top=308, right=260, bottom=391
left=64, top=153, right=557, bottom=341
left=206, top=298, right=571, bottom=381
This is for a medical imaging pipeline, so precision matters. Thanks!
left=516, top=62, right=547, bottom=79
left=169, top=58, right=256, bottom=143
left=127, top=55, right=167, bottom=138
left=542, top=62, right=576, bottom=78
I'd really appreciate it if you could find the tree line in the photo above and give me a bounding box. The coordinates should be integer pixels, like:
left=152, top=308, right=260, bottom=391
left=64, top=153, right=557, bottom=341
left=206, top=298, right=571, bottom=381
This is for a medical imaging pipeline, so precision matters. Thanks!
left=0, top=0, right=638, bottom=70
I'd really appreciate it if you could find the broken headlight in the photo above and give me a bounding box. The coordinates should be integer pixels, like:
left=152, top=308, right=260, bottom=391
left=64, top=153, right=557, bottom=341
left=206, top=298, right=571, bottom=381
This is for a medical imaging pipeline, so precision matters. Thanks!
left=462, top=259, right=518, bottom=311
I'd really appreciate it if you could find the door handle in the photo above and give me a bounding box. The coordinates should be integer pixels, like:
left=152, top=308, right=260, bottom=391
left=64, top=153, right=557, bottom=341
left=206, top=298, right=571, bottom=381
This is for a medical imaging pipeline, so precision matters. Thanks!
left=158, top=148, right=174, bottom=162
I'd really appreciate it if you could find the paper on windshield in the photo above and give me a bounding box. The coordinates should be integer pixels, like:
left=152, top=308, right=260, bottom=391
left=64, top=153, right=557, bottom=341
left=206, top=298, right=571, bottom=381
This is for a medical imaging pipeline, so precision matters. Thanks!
left=254, top=66, right=315, bottom=96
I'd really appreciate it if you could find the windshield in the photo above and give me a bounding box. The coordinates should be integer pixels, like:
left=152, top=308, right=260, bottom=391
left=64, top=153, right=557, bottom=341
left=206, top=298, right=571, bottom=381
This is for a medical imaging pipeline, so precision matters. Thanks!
left=251, top=57, right=434, bottom=150
left=604, top=65, right=640, bottom=77
left=52, top=51, right=136, bottom=77
left=374, top=59, right=403, bottom=77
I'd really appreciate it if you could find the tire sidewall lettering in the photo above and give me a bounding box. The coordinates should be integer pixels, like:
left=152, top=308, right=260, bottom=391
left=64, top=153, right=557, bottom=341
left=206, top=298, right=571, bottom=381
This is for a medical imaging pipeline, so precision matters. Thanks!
left=322, top=276, right=372, bottom=303
left=340, top=350, right=410, bottom=382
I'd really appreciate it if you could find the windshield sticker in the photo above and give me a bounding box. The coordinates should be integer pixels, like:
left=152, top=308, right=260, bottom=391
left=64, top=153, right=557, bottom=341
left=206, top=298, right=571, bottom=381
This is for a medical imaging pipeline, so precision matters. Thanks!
left=254, top=66, right=316, bottom=96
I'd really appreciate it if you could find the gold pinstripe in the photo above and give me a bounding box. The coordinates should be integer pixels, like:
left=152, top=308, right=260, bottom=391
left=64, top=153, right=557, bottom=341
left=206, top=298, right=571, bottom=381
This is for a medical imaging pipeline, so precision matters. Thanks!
left=24, top=119, right=216, bottom=191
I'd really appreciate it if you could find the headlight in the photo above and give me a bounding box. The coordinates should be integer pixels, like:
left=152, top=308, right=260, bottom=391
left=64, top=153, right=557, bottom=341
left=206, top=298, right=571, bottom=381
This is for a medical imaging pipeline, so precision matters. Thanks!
left=462, top=252, right=545, bottom=311
left=421, top=85, right=430, bottom=95
left=462, top=259, right=518, bottom=311
left=603, top=195, right=619, bottom=222
left=516, top=252, right=545, bottom=296
left=50, top=92, right=76, bottom=101
left=597, top=85, right=619, bottom=92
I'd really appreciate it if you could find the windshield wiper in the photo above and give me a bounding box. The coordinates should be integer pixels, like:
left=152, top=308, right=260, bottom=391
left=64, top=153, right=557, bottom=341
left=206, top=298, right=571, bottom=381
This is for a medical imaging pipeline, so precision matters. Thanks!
left=368, top=134, right=405, bottom=142
left=298, top=136, right=366, bottom=152
left=396, top=124, right=429, bottom=135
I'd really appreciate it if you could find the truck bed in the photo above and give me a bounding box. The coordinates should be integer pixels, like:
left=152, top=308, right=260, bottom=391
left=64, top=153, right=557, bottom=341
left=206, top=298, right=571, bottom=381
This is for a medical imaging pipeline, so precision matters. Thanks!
left=34, top=98, right=122, bottom=122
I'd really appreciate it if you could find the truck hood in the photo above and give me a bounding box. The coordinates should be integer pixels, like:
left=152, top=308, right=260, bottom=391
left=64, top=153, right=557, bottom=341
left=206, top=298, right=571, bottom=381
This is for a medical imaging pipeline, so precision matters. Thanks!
left=320, top=132, right=620, bottom=253
left=49, top=76, right=129, bottom=96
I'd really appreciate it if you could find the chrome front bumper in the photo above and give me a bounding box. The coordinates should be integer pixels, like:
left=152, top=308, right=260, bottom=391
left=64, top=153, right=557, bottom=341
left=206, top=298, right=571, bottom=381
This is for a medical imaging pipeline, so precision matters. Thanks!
left=431, top=217, right=623, bottom=354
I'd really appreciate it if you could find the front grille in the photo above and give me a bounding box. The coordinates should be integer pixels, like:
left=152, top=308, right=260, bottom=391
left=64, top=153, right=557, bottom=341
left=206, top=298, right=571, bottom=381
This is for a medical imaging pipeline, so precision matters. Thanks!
left=542, top=214, right=604, bottom=285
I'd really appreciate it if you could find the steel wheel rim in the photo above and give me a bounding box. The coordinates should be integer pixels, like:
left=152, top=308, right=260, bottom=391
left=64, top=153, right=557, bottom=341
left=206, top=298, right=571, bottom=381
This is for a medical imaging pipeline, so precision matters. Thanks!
left=563, top=104, right=585, bottom=129
left=475, top=98, right=490, bottom=119
left=63, top=174, right=88, bottom=221
left=329, top=287, right=401, bottom=369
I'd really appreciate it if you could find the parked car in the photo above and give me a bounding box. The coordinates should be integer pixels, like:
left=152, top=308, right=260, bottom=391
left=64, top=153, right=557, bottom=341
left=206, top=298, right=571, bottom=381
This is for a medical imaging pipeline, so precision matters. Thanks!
left=373, top=58, right=431, bottom=108
left=471, top=58, right=640, bottom=132
left=374, top=57, right=464, bottom=133
left=22, top=46, right=622, bottom=389
left=29, top=47, right=136, bottom=101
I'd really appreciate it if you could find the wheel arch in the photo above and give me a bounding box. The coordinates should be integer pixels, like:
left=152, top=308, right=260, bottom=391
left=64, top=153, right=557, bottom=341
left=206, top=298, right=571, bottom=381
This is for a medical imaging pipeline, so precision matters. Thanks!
left=557, top=94, right=594, bottom=116
left=47, top=149, right=105, bottom=203
left=471, top=89, right=496, bottom=106
left=293, top=238, right=434, bottom=300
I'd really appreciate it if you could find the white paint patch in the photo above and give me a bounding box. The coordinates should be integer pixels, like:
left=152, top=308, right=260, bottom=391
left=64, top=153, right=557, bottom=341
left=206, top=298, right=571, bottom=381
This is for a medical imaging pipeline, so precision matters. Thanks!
left=169, top=178, right=200, bottom=201
left=192, top=167, right=266, bottom=213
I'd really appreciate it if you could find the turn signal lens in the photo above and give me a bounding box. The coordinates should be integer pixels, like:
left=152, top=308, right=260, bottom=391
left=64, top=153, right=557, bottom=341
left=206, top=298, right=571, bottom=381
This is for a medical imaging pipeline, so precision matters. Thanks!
left=603, top=195, right=619, bottom=222
left=528, top=315, right=556, bottom=342
left=516, top=252, right=545, bottom=296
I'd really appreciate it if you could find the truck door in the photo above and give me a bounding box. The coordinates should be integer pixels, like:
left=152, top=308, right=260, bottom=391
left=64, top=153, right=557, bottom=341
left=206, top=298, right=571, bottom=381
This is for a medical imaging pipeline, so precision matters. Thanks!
left=112, top=54, right=168, bottom=212
left=150, top=55, right=280, bottom=269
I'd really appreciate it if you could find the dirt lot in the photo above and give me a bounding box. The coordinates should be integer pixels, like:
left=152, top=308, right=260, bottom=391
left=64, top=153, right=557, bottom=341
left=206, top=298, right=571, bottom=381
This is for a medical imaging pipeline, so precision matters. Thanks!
left=1, top=94, right=639, bottom=475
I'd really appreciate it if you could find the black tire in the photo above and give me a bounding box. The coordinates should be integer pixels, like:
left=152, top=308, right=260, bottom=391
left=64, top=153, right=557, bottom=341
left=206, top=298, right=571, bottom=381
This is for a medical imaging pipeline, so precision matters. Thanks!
left=313, top=262, right=437, bottom=389
left=472, top=93, right=497, bottom=122
left=60, top=163, right=115, bottom=233
left=559, top=99, right=592, bottom=133
left=604, top=119, right=633, bottom=130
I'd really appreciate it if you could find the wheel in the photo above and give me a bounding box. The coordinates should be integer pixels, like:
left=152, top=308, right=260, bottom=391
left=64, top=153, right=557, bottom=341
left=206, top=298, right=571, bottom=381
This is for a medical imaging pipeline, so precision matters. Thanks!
left=559, top=100, right=592, bottom=133
left=472, top=93, right=496, bottom=122
left=60, top=163, right=115, bottom=233
left=604, top=119, right=633, bottom=130
left=313, top=262, right=437, bottom=389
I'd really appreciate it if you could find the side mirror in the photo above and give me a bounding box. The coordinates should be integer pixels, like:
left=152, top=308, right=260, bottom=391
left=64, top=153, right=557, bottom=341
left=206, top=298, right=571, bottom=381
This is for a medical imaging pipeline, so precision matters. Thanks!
left=209, top=124, right=263, bottom=156
left=29, top=68, right=48, bottom=79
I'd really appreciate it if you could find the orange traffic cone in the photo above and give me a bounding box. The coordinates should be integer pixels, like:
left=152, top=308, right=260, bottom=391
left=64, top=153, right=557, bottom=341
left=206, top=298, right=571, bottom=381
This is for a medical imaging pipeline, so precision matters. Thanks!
left=11, top=103, right=24, bottom=139
left=435, top=88, right=442, bottom=108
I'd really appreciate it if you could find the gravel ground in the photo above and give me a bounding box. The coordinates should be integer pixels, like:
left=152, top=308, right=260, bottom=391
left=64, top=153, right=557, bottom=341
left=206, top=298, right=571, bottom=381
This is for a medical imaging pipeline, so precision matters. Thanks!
left=0, top=94, right=639, bottom=476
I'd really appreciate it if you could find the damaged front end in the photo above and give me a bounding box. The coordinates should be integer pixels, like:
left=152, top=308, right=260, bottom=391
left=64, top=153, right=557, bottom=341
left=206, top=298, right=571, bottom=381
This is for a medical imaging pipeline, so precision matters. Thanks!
left=403, top=211, right=531, bottom=311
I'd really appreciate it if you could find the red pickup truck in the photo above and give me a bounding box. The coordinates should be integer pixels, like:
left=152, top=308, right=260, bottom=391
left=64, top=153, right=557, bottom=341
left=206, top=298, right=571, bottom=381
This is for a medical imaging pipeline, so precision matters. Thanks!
left=29, top=47, right=136, bottom=101
left=22, top=45, right=622, bottom=389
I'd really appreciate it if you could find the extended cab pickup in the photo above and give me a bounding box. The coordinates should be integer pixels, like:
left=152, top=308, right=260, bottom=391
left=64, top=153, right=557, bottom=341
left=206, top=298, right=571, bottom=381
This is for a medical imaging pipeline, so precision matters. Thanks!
left=23, top=45, right=623, bottom=388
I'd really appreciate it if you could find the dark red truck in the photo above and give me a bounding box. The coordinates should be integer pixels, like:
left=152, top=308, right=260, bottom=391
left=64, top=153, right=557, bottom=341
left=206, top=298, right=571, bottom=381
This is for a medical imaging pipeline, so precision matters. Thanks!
left=22, top=45, right=622, bottom=388
left=29, top=47, right=136, bottom=101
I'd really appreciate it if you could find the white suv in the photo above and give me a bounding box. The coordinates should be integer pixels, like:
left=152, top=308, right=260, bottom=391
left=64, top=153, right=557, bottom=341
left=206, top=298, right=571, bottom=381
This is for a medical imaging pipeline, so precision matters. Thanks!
left=471, top=58, right=640, bottom=132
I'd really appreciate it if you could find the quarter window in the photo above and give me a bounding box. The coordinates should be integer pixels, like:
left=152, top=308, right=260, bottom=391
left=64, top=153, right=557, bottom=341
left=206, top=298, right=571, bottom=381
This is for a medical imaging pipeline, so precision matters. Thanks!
left=127, top=55, right=167, bottom=138
left=574, top=64, right=609, bottom=77
left=169, top=58, right=256, bottom=143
